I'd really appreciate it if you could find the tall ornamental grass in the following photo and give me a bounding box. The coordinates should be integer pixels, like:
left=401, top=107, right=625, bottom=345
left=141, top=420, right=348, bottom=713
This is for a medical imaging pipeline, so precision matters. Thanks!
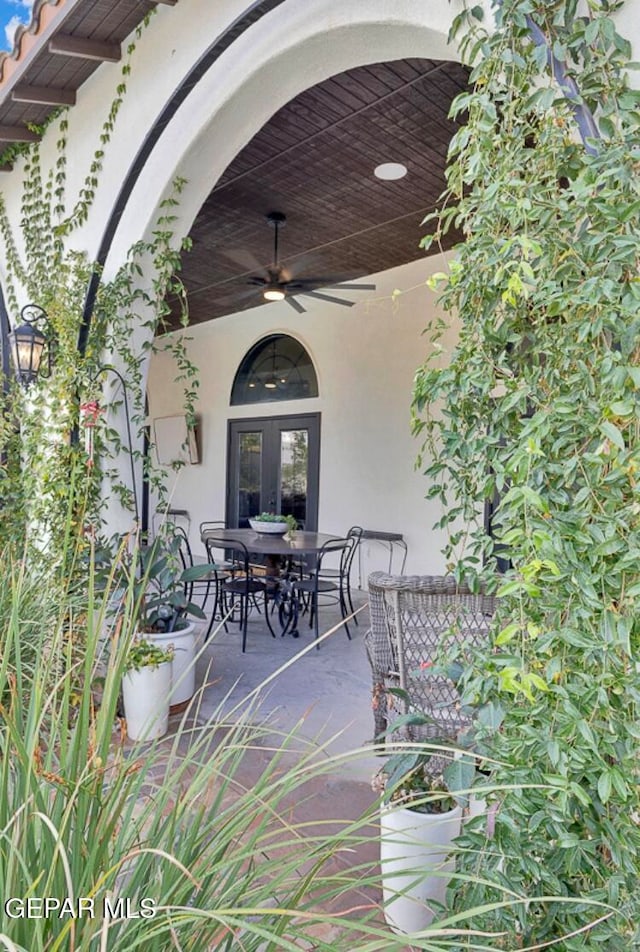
left=0, top=540, right=616, bottom=951
left=0, top=545, right=395, bottom=951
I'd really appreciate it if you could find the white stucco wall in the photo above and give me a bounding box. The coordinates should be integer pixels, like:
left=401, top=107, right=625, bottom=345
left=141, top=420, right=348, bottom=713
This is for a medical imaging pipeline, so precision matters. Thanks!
left=1, top=0, right=638, bottom=547
left=148, top=254, right=460, bottom=580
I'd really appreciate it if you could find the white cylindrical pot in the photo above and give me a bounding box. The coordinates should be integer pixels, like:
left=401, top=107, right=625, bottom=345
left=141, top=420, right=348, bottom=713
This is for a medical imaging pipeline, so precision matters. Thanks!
left=122, top=662, right=172, bottom=741
left=380, top=803, right=462, bottom=935
left=148, top=621, right=196, bottom=708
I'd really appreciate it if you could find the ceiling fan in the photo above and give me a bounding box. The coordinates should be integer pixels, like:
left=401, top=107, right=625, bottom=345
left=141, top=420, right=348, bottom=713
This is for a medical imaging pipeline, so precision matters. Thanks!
left=247, top=211, right=376, bottom=314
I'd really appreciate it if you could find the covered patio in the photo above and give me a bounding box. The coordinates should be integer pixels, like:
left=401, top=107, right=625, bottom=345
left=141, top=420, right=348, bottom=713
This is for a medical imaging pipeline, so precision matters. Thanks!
left=0, top=0, right=638, bottom=948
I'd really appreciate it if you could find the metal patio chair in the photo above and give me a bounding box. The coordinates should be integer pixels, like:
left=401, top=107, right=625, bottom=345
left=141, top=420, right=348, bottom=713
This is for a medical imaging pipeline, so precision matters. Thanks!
left=204, top=535, right=276, bottom=652
left=313, top=525, right=363, bottom=621
left=174, top=526, right=230, bottom=622
left=293, top=536, right=352, bottom=647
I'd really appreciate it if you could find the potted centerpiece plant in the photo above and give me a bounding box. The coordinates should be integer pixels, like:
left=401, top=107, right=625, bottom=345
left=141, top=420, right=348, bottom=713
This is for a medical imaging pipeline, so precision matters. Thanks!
left=248, top=512, right=297, bottom=536
left=136, top=535, right=212, bottom=711
left=122, top=638, right=174, bottom=741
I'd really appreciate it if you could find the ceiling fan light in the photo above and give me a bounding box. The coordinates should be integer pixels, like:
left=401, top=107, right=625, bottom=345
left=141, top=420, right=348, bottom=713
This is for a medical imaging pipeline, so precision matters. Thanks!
left=263, top=285, right=285, bottom=302
left=264, top=378, right=278, bottom=389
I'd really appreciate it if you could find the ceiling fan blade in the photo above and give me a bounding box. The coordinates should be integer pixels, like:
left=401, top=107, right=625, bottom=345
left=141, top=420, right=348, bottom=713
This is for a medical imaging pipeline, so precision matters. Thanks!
left=285, top=295, right=306, bottom=314
left=285, top=277, right=347, bottom=288
left=300, top=290, right=356, bottom=307
left=284, top=279, right=376, bottom=292
left=327, top=282, right=376, bottom=291
left=236, top=287, right=265, bottom=301
left=220, top=247, right=267, bottom=273
left=247, top=276, right=268, bottom=287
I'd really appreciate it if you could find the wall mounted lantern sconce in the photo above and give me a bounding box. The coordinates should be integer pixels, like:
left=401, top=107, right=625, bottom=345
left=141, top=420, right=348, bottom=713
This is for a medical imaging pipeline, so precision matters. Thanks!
left=8, top=304, right=52, bottom=386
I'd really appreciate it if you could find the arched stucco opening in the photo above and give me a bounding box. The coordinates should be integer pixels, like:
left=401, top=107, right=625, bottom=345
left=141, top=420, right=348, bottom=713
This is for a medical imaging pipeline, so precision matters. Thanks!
left=131, top=0, right=469, bottom=564
left=104, top=0, right=464, bottom=281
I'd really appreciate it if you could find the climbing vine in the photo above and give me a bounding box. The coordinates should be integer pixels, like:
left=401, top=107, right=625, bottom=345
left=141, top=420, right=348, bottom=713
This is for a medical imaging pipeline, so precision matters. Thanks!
left=0, top=11, right=199, bottom=575
left=412, top=0, right=640, bottom=947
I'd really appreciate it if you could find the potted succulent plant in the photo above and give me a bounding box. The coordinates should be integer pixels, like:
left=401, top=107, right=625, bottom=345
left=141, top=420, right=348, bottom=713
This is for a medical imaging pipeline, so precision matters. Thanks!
left=248, top=512, right=297, bottom=535
left=122, top=638, right=174, bottom=741
left=135, top=535, right=212, bottom=711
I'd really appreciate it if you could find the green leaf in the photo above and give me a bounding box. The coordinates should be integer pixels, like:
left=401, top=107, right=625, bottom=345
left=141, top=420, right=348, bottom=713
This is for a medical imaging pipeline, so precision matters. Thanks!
left=180, top=563, right=218, bottom=581
left=600, top=420, right=625, bottom=450
left=495, top=621, right=520, bottom=645
left=597, top=771, right=612, bottom=804
left=443, top=755, right=476, bottom=806
left=477, top=702, right=505, bottom=732
left=608, top=401, right=634, bottom=417
left=496, top=579, right=526, bottom=597
left=528, top=673, right=548, bottom=693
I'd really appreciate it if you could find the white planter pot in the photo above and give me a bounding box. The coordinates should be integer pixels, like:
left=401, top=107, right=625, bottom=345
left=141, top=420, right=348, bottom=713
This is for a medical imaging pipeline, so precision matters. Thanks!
left=122, top=661, right=172, bottom=741
left=148, top=621, right=196, bottom=709
left=249, top=519, right=288, bottom=534
left=380, top=803, right=462, bottom=935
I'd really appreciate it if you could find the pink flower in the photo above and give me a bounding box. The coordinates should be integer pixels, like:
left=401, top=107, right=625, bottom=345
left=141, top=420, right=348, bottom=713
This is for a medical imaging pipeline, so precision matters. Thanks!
left=80, top=401, right=103, bottom=427
left=419, top=660, right=434, bottom=670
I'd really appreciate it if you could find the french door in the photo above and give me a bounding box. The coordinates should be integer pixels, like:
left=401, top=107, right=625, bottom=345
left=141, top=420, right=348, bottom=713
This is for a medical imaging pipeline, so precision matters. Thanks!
left=226, top=414, right=320, bottom=530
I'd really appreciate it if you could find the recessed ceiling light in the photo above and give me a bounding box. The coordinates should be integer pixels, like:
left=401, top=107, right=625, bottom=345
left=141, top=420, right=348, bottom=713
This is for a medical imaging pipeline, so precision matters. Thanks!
left=374, top=162, right=408, bottom=181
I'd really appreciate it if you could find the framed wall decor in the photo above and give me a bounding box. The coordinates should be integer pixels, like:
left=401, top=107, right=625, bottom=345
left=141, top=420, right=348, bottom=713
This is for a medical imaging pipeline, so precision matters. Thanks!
left=153, top=415, right=201, bottom=465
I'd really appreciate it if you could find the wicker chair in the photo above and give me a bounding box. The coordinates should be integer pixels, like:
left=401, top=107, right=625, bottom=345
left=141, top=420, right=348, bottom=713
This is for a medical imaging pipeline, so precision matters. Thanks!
left=364, top=572, right=496, bottom=745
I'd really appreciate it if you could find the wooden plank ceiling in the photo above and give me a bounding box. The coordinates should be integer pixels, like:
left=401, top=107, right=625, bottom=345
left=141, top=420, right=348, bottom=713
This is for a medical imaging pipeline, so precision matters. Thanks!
left=0, top=0, right=172, bottom=129
left=179, top=57, right=469, bottom=326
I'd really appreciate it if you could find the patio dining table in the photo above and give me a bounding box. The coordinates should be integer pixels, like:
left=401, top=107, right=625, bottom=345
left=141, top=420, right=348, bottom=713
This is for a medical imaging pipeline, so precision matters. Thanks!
left=200, top=527, right=344, bottom=637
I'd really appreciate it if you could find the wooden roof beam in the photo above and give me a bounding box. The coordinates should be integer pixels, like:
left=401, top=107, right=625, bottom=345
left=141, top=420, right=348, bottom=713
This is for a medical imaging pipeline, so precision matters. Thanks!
left=0, top=125, right=39, bottom=142
left=12, top=84, right=76, bottom=107
left=48, top=35, right=121, bottom=63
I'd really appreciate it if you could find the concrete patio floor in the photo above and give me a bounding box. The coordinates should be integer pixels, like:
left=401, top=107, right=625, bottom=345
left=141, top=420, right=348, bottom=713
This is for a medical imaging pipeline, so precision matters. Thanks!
left=193, top=588, right=381, bottom=784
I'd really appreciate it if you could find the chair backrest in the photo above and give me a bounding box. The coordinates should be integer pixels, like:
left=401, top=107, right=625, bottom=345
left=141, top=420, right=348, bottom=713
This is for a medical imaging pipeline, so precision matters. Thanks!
left=199, top=520, right=226, bottom=535
left=368, top=572, right=496, bottom=737
left=340, top=525, right=363, bottom=576
left=202, top=522, right=231, bottom=564
left=205, top=536, right=251, bottom=590
left=172, top=525, right=194, bottom=600
left=317, top=537, right=350, bottom=570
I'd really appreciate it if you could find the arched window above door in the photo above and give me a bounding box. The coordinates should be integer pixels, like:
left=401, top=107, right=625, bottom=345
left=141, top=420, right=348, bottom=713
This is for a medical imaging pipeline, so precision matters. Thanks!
left=230, top=334, right=319, bottom=405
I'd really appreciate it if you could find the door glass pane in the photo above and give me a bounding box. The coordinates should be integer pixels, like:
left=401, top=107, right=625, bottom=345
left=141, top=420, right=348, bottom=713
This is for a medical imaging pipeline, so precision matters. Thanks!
left=238, top=432, right=262, bottom=527
left=279, top=429, right=308, bottom=526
